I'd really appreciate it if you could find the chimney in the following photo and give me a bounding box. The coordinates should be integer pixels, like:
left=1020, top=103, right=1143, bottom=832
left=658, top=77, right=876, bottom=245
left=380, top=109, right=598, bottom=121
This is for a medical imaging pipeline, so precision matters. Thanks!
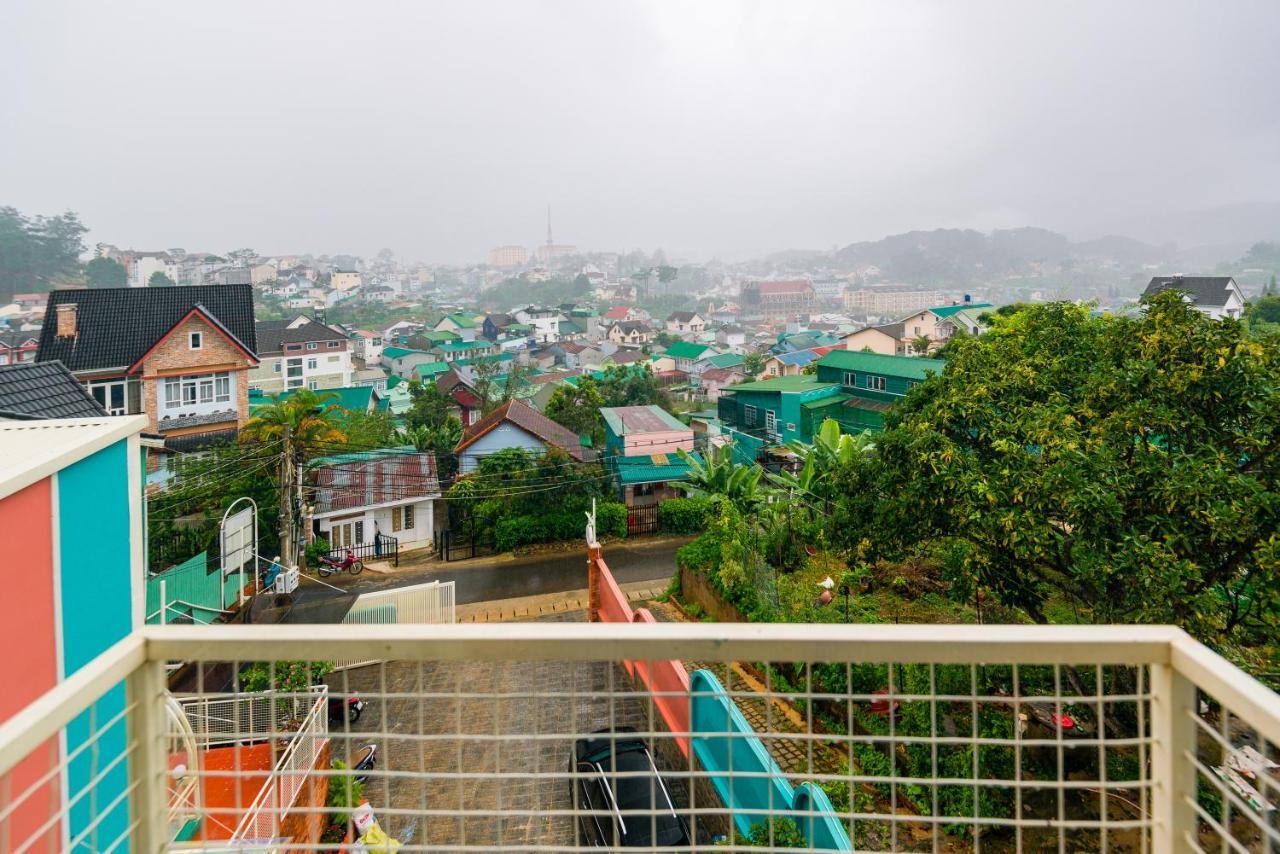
left=55, top=303, right=77, bottom=338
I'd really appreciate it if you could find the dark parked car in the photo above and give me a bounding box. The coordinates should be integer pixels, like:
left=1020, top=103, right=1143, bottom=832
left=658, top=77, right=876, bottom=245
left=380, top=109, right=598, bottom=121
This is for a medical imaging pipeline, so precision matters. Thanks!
left=569, top=727, right=690, bottom=848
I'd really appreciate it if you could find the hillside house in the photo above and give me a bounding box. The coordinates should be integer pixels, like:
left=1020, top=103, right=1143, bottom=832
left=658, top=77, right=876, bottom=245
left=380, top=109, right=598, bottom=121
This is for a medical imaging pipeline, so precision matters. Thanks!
left=248, top=315, right=351, bottom=394
left=665, top=311, right=706, bottom=335
left=36, top=284, right=258, bottom=447
left=1142, top=275, right=1245, bottom=320
left=453, top=399, right=587, bottom=474
left=310, top=449, right=440, bottom=553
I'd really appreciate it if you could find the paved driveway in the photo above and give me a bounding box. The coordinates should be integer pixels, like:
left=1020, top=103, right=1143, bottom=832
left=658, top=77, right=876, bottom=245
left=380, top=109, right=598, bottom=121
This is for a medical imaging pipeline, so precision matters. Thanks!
left=324, top=614, right=689, bottom=849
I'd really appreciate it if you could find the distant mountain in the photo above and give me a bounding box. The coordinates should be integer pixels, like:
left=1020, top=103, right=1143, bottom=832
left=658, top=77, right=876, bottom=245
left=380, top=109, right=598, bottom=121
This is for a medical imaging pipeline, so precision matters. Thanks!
left=1080, top=201, right=1280, bottom=250
left=823, top=226, right=1172, bottom=285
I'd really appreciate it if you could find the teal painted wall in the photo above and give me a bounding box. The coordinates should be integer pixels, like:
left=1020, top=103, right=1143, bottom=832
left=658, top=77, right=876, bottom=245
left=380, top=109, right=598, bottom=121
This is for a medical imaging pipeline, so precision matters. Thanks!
left=690, top=670, right=851, bottom=849
left=720, top=386, right=843, bottom=444
left=815, top=364, right=919, bottom=401
left=57, top=440, right=135, bottom=852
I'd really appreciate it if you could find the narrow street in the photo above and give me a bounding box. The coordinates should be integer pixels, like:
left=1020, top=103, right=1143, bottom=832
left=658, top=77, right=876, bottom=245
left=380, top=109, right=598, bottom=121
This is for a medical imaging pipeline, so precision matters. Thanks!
left=276, top=535, right=690, bottom=621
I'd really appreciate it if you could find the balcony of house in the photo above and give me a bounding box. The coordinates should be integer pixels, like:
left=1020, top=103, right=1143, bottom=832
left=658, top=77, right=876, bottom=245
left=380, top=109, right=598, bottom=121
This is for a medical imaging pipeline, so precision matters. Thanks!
left=155, top=371, right=238, bottom=432
left=1, top=622, right=1277, bottom=852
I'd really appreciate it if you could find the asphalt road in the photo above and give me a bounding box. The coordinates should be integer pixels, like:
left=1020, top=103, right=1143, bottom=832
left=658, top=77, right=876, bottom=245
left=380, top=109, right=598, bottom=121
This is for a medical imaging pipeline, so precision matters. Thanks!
left=277, top=536, right=690, bottom=621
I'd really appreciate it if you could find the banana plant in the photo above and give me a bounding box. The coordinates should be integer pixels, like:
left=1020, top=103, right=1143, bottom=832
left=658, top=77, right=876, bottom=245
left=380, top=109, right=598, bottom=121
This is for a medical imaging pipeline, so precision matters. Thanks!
left=768, top=418, right=874, bottom=500
left=676, top=444, right=767, bottom=513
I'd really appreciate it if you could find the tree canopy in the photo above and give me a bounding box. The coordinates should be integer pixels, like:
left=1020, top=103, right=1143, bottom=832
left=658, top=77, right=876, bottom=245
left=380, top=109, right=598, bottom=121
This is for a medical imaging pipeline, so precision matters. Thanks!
left=544, top=375, right=605, bottom=446
left=833, top=294, right=1280, bottom=651
left=84, top=256, right=127, bottom=288
left=0, top=206, right=87, bottom=298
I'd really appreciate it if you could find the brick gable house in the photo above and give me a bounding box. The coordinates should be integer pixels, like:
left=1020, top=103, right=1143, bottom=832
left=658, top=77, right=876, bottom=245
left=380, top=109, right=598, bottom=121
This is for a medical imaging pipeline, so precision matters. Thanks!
left=36, top=285, right=258, bottom=448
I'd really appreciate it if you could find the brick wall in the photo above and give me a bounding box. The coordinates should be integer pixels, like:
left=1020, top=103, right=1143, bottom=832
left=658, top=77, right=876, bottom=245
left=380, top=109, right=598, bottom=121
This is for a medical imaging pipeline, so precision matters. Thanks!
left=138, top=315, right=253, bottom=434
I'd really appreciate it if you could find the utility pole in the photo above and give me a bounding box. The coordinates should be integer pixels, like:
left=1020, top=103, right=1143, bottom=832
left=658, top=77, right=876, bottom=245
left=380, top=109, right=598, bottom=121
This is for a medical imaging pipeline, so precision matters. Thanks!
left=278, top=423, right=295, bottom=568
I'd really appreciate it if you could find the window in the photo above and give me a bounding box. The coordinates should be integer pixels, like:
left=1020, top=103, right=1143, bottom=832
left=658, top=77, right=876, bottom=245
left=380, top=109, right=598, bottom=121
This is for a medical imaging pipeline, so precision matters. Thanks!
left=308, top=380, right=318, bottom=390
left=307, top=342, right=318, bottom=350
left=285, top=343, right=302, bottom=352
left=842, top=371, right=856, bottom=387
left=743, top=404, right=757, bottom=427
left=786, top=422, right=796, bottom=432
left=391, top=507, right=402, bottom=532
left=354, top=521, right=364, bottom=544
left=189, top=331, right=202, bottom=349
left=273, top=360, right=281, bottom=373
left=765, top=410, right=777, bottom=433
left=163, top=372, right=233, bottom=411
left=865, top=374, right=887, bottom=391
left=90, top=380, right=128, bottom=416
left=307, top=358, right=317, bottom=370
left=327, top=341, right=341, bottom=349
left=372, top=337, right=382, bottom=346
left=328, top=355, right=340, bottom=363
left=402, top=504, right=415, bottom=530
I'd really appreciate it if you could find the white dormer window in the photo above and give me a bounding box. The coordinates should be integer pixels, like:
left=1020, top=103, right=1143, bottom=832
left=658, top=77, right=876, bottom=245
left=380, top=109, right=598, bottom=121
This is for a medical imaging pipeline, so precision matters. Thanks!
left=189, top=332, right=203, bottom=349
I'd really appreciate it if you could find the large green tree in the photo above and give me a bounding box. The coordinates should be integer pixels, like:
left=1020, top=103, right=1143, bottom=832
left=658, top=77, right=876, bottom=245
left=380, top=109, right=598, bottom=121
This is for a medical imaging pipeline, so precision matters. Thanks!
left=85, top=256, right=127, bottom=288
left=544, top=376, right=605, bottom=446
left=0, top=207, right=87, bottom=298
left=839, top=295, right=1280, bottom=651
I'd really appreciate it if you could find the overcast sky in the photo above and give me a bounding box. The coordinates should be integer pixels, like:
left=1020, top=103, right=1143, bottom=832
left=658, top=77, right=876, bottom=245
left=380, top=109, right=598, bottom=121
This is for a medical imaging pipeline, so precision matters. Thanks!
left=2, top=1, right=1278, bottom=264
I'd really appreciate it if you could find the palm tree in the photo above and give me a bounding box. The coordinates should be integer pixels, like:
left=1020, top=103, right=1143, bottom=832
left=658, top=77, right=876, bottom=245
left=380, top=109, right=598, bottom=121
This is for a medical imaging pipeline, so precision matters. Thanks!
left=677, top=444, right=766, bottom=512
left=241, top=389, right=347, bottom=565
left=910, top=334, right=932, bottom=356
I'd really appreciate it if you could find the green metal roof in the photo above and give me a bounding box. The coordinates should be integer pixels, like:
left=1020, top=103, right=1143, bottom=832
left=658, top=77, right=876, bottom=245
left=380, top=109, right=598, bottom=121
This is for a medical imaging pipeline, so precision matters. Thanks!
left=601, top=405, right=688, bottom=436
left=929, top=302, right=993, bottom=318
left=434, top=340, right=492, bottom=353
left=664, top=341, right=712, bottom=359
left=613, top=451, right=702, bottom=485
left=252, top=385, right=377, bottom=413
left=309, top=445, right=417, bottom=467
left=386, top=374, right=404, bottom=389
left=816, top=350, right=942, bottom=381
left=800, top=392, right=853, bottom=410
left=442, top=313, right=478, bottom=328
left=725, top=376, right=836, bottom=393
left=704, top=352, right=744, bottom=369
left=414, top=361, right=450, bottom=378
left=382, top=346, right=423, bottom=359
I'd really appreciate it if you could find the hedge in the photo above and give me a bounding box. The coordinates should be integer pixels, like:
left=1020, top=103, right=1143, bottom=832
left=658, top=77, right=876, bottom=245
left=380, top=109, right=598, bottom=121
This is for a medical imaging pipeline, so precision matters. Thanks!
left=657, top=496, right=715, bottom=534
left=495, top=502, right=626, bottom=552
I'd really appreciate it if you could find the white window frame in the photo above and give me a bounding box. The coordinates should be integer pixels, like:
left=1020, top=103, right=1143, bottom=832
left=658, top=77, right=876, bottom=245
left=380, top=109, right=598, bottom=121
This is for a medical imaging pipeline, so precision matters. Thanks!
left=743, top=404, right=757, bottom=427
left=307, top=342, right=318, bottom=351
left=307, top=358, right=318, bottom=370
left=865, top=374, right=887, bottom=391
left=765, top=410, right=777, bottom=434
left=189, top=331, right=202, bottom=350
left=842, top=371, right=856, bottom=387
left=89, top=379, right=129, bottom=416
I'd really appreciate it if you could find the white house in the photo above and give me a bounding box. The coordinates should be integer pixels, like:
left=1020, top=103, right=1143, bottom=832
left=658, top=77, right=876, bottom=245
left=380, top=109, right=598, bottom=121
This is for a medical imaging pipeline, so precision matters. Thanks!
left=310, top=451, right=441, bottom=553
left=1142, top=275, right=1245, bottom=320
left=513, top=306, right=567, bottom=344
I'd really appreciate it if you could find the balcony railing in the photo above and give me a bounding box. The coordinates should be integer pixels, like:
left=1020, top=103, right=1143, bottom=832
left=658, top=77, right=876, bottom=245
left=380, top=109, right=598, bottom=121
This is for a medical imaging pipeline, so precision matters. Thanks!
left=0, top=623, right=1277, bottom=852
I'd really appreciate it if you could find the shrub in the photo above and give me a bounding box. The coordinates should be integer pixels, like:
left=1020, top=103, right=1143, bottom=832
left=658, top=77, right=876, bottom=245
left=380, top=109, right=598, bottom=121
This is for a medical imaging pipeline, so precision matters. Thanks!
left=494, top=501, right=627, bottom=551
left=657, top=496, right=714, bottom=534
left=326, top=758, right=364, bottom=827
left=239, top=660, right=333, bottom=695
left=304, top=537, right=331, bottom=566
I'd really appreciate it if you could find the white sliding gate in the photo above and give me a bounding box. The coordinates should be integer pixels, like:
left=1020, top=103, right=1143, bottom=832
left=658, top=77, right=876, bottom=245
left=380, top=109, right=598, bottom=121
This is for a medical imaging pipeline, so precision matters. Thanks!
left=336, top=580, right=456, bottom=670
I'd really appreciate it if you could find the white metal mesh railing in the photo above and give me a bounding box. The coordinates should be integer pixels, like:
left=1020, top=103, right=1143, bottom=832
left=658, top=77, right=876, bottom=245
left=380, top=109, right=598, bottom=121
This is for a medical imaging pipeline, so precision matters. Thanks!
left=0, top=625, right=1276, bottom=853
left=229, top=686, right=329, bottom=844
left=177, top=685, right=327, bottom=748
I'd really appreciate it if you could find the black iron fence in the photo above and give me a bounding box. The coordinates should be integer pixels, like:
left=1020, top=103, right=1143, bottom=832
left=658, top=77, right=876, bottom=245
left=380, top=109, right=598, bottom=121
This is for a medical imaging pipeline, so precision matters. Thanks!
left=435, top=529, right=496, bottom=562
left=626, top=503, right=660, bottom=536
left=322, top=534, right=399, bottom=567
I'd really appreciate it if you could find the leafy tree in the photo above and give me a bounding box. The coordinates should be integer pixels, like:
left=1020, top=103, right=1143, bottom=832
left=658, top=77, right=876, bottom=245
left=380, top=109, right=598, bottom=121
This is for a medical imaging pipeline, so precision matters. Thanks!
left=148, top=271, right=176, bottom=287
left=544, top=376, right=605, bottom=446
left=338, top=407, right=397, bottom=448
left=845, top=294, right=1280, bottom=651
left=742, top=351, right=766, bottom=380
left=0, top=207, right=86, bottom=298
left=1244, top=295, right=1280, bottom=327
left=770, top=418, right=873, bottom=505
left=657, top=265, right=678, bottom=283
left=599, top=364, right=669, bottom=409
left=910, top=334, right=932, bottom=354
left=405, top=379, right=454, bottom=430
left=395, top=418, right=462, bottom=484
left=571, top=273, right=591, bottom=295
left=85, top=256, right=127, bottom=288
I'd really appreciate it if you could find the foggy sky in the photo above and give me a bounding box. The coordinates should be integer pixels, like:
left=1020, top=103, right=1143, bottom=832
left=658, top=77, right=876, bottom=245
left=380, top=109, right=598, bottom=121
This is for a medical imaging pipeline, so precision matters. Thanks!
left=2, top=1, right=1278, bottom=264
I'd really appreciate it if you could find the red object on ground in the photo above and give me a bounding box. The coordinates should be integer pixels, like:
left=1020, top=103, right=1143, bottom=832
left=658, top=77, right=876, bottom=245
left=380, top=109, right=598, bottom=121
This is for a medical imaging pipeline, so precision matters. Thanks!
left=1051, top=713, right=1076, bottom=730
left=869, top=688, right=901, bottom=716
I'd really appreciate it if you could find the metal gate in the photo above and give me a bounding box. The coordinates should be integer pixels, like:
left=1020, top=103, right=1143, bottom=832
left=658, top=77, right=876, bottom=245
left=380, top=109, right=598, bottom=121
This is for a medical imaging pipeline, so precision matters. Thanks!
left=335, top=580, right=457, bottom=670
left=626, top=504, right=659, bottom=536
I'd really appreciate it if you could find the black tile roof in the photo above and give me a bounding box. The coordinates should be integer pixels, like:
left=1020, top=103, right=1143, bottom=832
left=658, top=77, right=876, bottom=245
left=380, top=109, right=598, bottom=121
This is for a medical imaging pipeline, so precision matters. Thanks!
left=0, top=360, right=109, bottom=419
left=255, top=318, right=348, bottom=354
left=36, top=285, right=257, bottom=372
left=1142, top=276, right=1238, bottom=307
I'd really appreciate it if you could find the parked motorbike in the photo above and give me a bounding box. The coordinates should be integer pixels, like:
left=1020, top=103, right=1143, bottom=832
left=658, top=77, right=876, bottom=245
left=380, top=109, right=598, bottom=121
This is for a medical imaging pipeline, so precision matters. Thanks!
left=316, top=548, right=363, bottom=577
left=327, top=694, right=365, bottom=724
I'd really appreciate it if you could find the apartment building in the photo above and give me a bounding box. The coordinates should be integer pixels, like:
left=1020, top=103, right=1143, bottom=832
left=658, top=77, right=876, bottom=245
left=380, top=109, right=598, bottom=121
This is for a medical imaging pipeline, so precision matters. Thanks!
left=248, top=315, right=352, bottom=394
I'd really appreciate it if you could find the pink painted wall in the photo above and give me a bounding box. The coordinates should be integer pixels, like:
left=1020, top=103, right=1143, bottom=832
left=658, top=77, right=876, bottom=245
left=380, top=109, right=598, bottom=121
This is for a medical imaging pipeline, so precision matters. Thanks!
left=622, top=430, right=693, bottom=456
left=594, top=553, right=691, bottom=756
left=0, top=479, right=61, bottom=849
